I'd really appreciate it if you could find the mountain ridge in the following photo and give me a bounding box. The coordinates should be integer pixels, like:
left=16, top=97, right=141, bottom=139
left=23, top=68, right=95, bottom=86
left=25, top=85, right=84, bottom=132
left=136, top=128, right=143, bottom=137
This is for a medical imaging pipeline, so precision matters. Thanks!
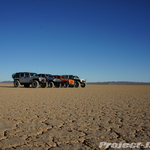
left=88, top=81, right=150, bottom=85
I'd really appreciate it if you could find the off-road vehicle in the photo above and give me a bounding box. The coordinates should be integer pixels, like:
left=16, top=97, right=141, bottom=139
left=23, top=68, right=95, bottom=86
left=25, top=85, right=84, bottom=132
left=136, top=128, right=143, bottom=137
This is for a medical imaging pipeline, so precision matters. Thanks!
left=38, top=74, right=61, bottom=88
left=63, top=75, right=86, bottom=88
left=52, top=75, right=74, bottom=88
left=12, top=72, right=47, bottom=88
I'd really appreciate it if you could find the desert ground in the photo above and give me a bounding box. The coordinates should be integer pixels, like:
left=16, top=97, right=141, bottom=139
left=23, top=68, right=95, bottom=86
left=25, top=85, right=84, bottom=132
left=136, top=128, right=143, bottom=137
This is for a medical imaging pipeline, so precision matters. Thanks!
left=0, top=83, right=150, bottom=150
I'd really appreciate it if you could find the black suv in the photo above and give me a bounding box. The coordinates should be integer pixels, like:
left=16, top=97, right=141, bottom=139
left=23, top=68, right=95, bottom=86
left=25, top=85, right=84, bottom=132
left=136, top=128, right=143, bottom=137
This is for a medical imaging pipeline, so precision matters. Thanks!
left=12, top=72, right=46, bottom=88
left=38, top=74, right=61, bottom=88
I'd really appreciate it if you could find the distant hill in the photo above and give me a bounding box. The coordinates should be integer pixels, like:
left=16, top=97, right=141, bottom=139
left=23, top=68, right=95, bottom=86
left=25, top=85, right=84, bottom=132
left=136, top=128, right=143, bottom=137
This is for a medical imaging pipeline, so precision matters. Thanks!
left=87, top=81, right=150, bottom=85
left=0, top=81, right=13, bottom=83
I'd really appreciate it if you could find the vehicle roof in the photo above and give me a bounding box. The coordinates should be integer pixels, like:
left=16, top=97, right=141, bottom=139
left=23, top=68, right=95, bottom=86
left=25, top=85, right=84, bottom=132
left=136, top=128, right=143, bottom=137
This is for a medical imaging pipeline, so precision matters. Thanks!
left=38, top=73, right=52, bottom=75
left=52, top=75, right=73, bottom=79
left=62, top=75, right=78, bottom=76
left=15, top=72, right=37, bottom=74
left=53, top=75, right=69, bottom=77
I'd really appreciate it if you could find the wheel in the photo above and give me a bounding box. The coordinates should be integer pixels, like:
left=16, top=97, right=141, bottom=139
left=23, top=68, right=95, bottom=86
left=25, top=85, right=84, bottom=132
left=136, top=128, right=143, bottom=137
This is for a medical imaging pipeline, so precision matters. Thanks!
left=55, top=82, right=60, bottom=88
left=41, top=83, right=48, bottom=88
left=55, top=83, right=62, bottom=88
left=81, top=82, right=86, bottom=88
left=48, top=82, right=54, bottom=88
left=63, top=82, right=68, bottom=88
left=75, top=81, right=80, bottom=88
left=24, top=84, right=30, bottom=88
left=14, top=80, right=20, bottom=88
left=32, top=80, right=39, bottom=88
left=56, top=83, right=61, bottom=88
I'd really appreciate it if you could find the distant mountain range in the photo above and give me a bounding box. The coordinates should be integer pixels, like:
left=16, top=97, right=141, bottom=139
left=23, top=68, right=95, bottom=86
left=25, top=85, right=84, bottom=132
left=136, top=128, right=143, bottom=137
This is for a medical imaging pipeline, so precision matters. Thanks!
left=0, top=81, right=13, bottom=83
left=88, top=81, right=150, bottom=85
left=1, top=81, right=150, bottom=85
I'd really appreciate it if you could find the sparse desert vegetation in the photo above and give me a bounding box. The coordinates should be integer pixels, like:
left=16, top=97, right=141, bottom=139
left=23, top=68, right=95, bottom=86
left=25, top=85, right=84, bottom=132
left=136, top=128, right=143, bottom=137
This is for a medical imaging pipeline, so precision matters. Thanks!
left=0, top=84, right=150, bottom=149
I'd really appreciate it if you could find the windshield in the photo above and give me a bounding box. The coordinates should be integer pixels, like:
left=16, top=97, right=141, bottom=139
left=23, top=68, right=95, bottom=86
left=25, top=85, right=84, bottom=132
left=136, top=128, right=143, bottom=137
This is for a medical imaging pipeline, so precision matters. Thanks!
left=48, top=75, right=53, bottom=78
left=74, top=76, right=79, bottom=79
left=62, top=76, right=67, bottom=79
left=30, top=73, right=37, bottom=77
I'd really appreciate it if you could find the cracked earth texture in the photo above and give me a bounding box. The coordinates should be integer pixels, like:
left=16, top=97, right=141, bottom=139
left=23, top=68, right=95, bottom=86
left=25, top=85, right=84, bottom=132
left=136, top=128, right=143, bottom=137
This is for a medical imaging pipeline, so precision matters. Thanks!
left=0, top=84, right=150, bottom=150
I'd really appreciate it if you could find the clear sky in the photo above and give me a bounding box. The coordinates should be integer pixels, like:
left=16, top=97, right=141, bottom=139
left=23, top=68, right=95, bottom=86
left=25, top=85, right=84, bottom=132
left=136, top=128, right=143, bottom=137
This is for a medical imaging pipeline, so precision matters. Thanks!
left=0, top=0, right=150, bottom=82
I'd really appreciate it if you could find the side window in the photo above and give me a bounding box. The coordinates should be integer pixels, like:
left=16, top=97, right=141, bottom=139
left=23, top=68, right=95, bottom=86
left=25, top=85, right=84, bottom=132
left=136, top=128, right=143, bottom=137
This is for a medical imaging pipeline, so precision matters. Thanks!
left=16, top=73, right=19, bottom=78
left=42, top=75, right=45, bottom=77
left=25, top=73, right=29, bottom=78
left=57, top=76, right=60, bottom=79
left=20, top=73, right=24, bottom=77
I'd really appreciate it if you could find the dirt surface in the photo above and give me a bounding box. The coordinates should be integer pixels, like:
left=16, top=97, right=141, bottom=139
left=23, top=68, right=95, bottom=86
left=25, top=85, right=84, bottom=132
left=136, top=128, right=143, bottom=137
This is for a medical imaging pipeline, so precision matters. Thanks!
left=0, top=83, right=150, bottom=150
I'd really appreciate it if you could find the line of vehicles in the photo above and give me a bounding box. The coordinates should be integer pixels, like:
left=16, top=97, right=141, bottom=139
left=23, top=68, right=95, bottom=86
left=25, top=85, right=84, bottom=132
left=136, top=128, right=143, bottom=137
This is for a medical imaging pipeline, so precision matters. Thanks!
left=12, top=72, right=86, bottom=88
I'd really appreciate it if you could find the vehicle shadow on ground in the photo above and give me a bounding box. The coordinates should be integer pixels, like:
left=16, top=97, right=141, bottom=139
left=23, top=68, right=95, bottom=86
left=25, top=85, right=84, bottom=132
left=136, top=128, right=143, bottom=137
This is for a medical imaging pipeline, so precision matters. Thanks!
left=0, top=86, right=15, bottom=88
left=0, top=86, right=45, bottom=88
left=0, top=86, right=29, bottom=88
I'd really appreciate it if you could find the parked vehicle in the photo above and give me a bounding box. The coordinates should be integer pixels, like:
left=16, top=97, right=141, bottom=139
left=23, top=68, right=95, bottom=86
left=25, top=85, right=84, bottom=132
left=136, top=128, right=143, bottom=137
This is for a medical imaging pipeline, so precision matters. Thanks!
left=52, top=75, right=74, bottom=87
left=12, top=72, right=46, bottom=88
left=38, top=74, right=61, bottom=88
left=63, top=75, right=86, bottom=88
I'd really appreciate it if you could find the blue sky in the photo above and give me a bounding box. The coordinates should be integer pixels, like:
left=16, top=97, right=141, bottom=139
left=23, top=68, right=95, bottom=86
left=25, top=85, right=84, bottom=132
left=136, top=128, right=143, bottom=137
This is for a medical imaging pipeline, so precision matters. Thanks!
left=0, top=0, right=150, bottom=82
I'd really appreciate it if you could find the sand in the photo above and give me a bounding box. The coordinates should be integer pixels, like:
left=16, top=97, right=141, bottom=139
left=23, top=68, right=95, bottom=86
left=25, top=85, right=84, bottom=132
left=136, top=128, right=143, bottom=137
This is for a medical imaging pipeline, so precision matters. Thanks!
left=0, top=83, right=150, bottom=150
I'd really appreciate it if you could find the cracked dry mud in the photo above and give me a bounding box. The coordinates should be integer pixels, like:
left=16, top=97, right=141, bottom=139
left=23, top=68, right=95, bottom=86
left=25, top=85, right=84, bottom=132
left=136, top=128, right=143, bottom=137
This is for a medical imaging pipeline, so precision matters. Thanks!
left=0, top=84, right=150, bottom=150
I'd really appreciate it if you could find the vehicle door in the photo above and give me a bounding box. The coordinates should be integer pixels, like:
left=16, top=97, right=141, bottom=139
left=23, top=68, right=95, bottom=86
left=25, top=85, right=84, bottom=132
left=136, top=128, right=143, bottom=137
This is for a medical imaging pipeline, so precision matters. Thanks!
left=20, top=73, right=25, bottom=82
left=23, top=73, right=30, bottom=83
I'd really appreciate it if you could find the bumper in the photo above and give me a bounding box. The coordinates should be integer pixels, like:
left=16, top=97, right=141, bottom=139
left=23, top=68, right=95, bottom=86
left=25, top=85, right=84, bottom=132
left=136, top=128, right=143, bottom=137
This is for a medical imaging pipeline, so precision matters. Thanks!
left=39, top=80, right=46, bottom=84
left=69, top=83, right=74, bottom=86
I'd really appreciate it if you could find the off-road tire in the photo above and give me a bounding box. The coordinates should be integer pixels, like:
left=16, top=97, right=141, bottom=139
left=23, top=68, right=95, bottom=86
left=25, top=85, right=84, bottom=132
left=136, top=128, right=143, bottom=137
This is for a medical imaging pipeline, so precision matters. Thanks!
left=75, top=81, right=80, bottom=88
left=81, top=82, right=86, bottom=88
left=24, top=84, right=30, bottom=88
left=14, top=80, right=21, bottom=88
left=48, top=82, right=54, bottom=88
left=41, top=83, right=48, bottom=88
left=56, top=83, right=61, bottom=88
left=63, top=82, right=68, bottom=88
left=32, top=80, right=39, bottom=88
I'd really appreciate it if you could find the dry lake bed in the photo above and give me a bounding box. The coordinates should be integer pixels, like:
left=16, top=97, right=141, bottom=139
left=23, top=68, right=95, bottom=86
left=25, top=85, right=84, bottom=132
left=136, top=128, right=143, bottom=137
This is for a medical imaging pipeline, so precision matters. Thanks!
left=0, top=83, right=150, bottom=150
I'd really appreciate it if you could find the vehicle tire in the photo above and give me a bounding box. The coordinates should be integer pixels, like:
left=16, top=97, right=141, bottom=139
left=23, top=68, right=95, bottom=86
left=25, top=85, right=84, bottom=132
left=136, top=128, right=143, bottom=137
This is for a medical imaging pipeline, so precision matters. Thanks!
left=75, top=81, right=80, bottom=88
left=14, top=80, right=21, bottom=88
left=63, top=82, right=68, bottom=88
left=59, top=83, right=62, bottom=88
left=41, top=83, right=48, bottom=88
left=24, top=84, right=30, bottom=88
left=48, top=82, right=54, bottom=88
left=32, top=80, right=39, bottom=88
left=81, top=82, right=86, bottom=88
left=56, top=83, right=61, bottom=88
